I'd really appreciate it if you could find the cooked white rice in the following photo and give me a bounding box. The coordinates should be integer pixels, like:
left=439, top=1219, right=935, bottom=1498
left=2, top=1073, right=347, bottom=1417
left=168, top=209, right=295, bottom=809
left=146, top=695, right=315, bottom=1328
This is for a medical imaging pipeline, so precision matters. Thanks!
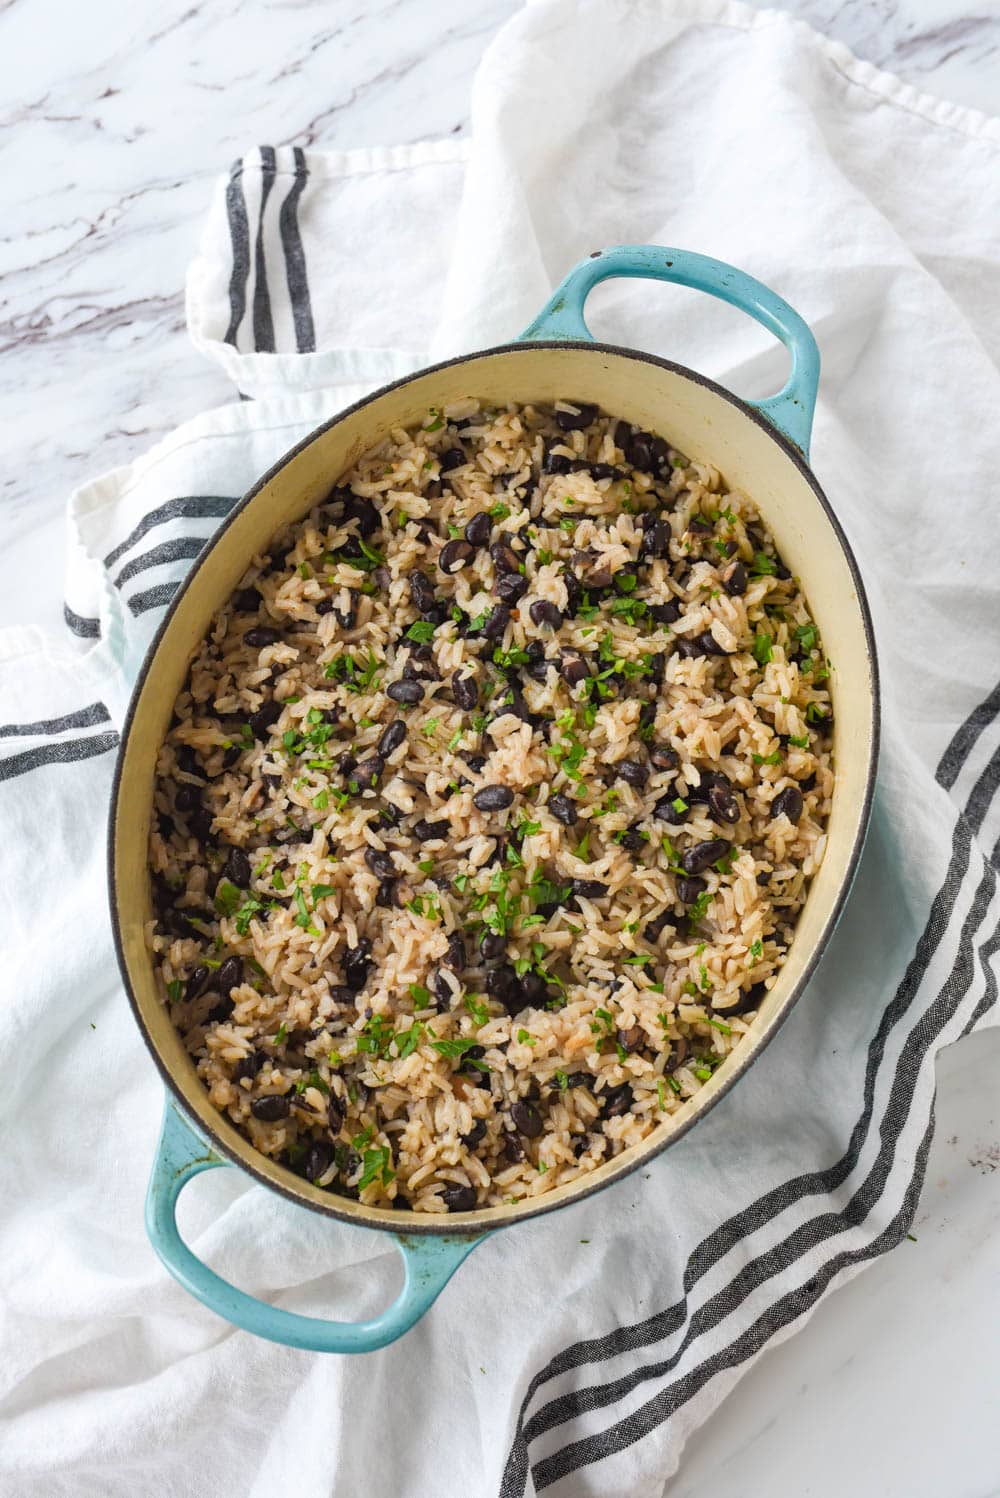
left=146, top=399, right=833, bottom=1214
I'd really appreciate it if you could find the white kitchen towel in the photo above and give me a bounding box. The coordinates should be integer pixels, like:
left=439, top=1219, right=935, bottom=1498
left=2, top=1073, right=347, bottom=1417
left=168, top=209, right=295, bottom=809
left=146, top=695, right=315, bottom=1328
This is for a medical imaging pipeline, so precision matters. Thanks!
left=4, top=3, right=1000, bottom=1497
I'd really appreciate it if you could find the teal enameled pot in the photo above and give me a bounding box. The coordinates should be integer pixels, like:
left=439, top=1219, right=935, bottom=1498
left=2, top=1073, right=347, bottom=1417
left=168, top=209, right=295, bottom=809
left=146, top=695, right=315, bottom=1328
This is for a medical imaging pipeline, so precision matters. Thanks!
left=109, top=246, right=879, bottom=1353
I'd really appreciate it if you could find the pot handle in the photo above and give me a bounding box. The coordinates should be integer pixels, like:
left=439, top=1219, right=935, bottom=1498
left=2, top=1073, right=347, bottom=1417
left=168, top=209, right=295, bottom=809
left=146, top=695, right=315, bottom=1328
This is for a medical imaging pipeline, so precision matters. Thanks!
left=518, top=245, right=820, bottom=456
left=146, top=1099, right=486, bottom=1353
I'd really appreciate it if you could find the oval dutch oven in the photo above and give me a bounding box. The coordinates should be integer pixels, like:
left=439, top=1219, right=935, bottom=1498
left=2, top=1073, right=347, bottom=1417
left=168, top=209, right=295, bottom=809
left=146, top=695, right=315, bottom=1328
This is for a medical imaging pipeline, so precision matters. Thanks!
left=110, top=246, right=879, bottom=1352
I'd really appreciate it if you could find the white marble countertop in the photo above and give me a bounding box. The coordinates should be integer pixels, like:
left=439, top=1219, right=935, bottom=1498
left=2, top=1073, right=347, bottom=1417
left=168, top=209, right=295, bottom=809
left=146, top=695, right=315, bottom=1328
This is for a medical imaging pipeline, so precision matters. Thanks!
left=3, top=1, right=998, bottom=1493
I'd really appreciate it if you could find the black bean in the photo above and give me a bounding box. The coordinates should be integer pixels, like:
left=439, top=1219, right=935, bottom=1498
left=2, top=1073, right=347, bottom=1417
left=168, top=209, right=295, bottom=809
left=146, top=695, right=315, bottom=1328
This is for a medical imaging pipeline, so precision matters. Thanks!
left=490, top=541, right=521, bottom=575
left=375, top=878, right=397, bottom=908
left=485, top=965, right=518, bottom=1009
left=650, top=435, right=670, bottom=471
left=452, top=671, right=479, bottom=710
left=688, top=515, right=712, bottom=535
left=248, top=698, right=283, bottom=740
left=191, top=806, right=216, bottom=844
left=584, top=564, right=614, bottom=591
left=708, top=784, right=740, bottom=824
left=364, top=847, right=395, bottom=879
left=511, top=1100, right=543, bottom=1138
left=458, top=512, right=490, bottom=550
left=444, top=932, right=467, bottom=972
left=560, top=651, right=589, bottom=686
left=461, top=1120, right=487, bottom=1150
left=507, top=691, right=540, bottom=727
left=296, top=1139, right=332, bottom=1183
left=677, top=875, right=706, bottom=904
left=377, top=720, right=406, bottom=759
left=543, top=446, right=573, bottom=474
left=601, top=1082, right=633, bottom=1117
left=439, top=1182, right=477, bottom=1212
left=548, top=793, right=578, bottom=826
left=408, top=570, right=436, bottom=613
left=235, top=586, right=262, bottom=613
left=387, top=679, right=424, bottom=704
left=555, top=401, right=598, bottom=431
left=654, top=795, right=687, bottom=825
left=572, top=879, right=608, bottom=899
left=675, top=634, right=711, bottom=659
left=798, top=771, right=817, bottom=793
left=412, top=817, right=449, bottom=842
left=649, top=599, right=681, bottom=625
left=517, top=971, right=548, bottom=1006
left=649, top=745, right=678, bottom=773
left=526, top=655, right=555, bottom=683
left=715, top=981, right=767, bottom=1018
left=402, top=654, right=438, bottom=680
left=630, top=435, right=653, bottom=471
left=220, top=746, right=241, bottom=770
left=723, top=559, right=748, bottom=595
left=338, top=752, right=357, bottom=778
left=320, top=1093, right=343, bottom=1137
left=176, top=746, right=204, bottom=781
left=619, top=825, right=645, bottom=852
left=502, top=1131, right=526, bottom=1162
left=354, top=757, right=384, bottom=790
left=217, top=956, right=243, bottom=999
left=222, top=845, right=251, bottom=888
left=251, top=1095, right=291, bottom=1122
left=245, top=627, right=282, bottom=650
left=643, top=909, right=675, bottom=943
left=771, top=785, right=804, bottom=822
left=480, top=931, right=508, bottom=963
left=495, top=572, right=528, bottom=605
left=482, top=605, right=510, bottom=641
left=174, top=783, right=200, bottom=816
left=439, top=447, right=466, bottom=472
left=616, top=760, right=648, bottom=789
left=463, top=755, right=487, bottom=775
left=232, top=1050, right=263, bottom=1084
left=681, top=838, right=730, bottom=875
left=343, top=493, right=380, bottom=538
left=433, top=968, right=454, bottom=1007
left=343, top=940, right=372, bottom=992
left=439, top=539, right=475, bottom=574
left=184, top=965, right=210, bottom=1003
left=473, top=784, right=514, bottom=812
left=684, top=771, right=723, bottom=805
left=641, top=520, right=671, bottom=559
left=590, top=463, right=623, bottom=480
left=529, top=599, right=563, bottom=630
left=617, top=1025, right=645, bottom=1053
left=328, top=986, right=355, bottom=1007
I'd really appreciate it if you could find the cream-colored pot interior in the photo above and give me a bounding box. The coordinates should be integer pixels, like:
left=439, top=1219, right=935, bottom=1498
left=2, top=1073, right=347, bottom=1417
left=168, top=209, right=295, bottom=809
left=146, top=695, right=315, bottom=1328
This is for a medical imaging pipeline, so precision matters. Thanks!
left=111, top=344, right=878, bottom=1235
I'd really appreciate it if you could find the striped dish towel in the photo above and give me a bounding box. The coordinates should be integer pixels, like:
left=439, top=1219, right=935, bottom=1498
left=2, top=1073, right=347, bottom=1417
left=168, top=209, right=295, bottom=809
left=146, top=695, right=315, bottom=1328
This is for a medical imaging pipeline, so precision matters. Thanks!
left=3, top=3, right=999, bottom=1495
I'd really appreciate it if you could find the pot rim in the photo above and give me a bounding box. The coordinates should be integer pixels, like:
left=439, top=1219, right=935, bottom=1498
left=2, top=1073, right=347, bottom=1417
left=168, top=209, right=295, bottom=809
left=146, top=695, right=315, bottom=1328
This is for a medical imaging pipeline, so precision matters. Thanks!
left=108, top=337, right=880, bottom=1235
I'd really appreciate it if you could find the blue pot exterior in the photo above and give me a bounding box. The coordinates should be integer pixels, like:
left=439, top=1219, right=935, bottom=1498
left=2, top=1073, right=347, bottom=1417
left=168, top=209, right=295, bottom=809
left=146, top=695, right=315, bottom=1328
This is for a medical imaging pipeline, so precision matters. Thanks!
left=519, top=245, right=820, bottom=456
left=148, top=1098, right=488, bottom=1354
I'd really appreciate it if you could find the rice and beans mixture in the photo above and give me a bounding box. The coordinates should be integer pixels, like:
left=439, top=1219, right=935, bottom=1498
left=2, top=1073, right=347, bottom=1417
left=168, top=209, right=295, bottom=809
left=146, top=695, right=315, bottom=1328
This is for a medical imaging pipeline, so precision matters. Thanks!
left=148, top=399, right=833, bottom=1214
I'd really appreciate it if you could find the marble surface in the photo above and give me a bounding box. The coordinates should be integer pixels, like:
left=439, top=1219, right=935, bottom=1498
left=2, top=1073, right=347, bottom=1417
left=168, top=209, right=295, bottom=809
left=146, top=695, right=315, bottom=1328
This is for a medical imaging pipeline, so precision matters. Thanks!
left=2, top=0, right=997, bottom=1492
